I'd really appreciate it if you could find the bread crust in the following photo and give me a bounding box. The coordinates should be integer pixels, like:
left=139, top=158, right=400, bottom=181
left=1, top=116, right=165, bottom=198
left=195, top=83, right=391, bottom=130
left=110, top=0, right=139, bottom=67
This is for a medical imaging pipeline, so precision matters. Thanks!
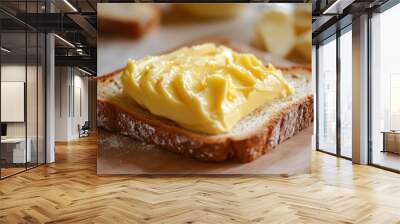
left=97, top=67, right=313, bottom=163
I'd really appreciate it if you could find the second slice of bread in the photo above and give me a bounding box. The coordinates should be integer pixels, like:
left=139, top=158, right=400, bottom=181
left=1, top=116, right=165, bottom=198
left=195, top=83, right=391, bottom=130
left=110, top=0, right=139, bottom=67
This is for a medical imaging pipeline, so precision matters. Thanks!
left=97, top=4, right=160, bottom=39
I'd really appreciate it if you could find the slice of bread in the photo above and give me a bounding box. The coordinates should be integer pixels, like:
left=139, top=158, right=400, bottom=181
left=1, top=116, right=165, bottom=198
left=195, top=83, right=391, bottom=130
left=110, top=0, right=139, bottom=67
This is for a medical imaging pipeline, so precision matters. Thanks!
left=97, top=3, right=160, bottom=39
left=97, top=43, right=313, bottom=163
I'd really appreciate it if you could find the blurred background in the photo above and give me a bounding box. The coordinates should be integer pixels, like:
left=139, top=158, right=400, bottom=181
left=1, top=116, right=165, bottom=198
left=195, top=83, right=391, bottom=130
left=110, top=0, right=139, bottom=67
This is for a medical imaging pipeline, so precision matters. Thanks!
left=97, top=3, right=311, bottom=75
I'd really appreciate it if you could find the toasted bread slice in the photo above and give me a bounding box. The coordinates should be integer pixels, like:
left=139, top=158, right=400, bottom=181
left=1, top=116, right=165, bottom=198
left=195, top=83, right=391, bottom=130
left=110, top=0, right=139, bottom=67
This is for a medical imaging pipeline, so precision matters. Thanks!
left=98, top=65, right=313, bottom=163
left=97, top=39, right=313, bottom=163
left=97, top=3, right=160, bottom=39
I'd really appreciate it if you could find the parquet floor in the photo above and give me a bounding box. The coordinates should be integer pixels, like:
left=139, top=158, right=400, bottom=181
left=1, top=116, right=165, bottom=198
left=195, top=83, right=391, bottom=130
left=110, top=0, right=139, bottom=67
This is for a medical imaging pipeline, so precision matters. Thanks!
left=1, top=135, right=400, bottom=224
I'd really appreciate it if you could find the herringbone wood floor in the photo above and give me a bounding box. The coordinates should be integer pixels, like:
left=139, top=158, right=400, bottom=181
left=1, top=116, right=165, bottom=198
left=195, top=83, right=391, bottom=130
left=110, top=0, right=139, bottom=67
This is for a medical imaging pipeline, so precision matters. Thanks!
left=1, top=135, right=400, bottom=224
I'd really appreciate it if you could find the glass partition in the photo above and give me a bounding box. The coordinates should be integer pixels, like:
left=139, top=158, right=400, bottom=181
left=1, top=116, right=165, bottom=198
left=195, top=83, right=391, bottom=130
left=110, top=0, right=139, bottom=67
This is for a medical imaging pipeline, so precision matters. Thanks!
left=0, top=1, right=46, bottom=179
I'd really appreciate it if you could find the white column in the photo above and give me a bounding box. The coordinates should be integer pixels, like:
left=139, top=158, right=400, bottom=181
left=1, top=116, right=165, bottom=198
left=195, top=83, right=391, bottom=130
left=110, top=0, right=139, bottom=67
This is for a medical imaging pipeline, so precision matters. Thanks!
left=352, top=14, right=369, bottom=164
left=46, top=32, right=55, bottom=163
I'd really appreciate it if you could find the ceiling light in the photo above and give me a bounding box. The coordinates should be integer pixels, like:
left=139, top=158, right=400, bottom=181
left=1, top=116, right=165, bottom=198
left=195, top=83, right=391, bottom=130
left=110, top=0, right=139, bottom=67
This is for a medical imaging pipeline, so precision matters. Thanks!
left=63, top=0, right=78, bottom=12
left=78, top=67, right=93, bottom=76
left=1, top=47, right=11, bottom=53
left=322, top=0, right=354, bottom=15
left=323, top=0, right=342, bottom=14
left=76, top=48, right=84, bottom=55
left=54, top=34, right=75, bottom=48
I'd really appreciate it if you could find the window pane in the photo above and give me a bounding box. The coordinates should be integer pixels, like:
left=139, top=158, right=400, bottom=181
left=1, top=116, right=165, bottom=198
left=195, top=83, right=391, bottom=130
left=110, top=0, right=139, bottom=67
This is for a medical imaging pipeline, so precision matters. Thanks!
left=340, top=29, right=352, bottom=158
left=371, top=3, right=400, bottom=171
left=318, top=37, right=337, bottom=154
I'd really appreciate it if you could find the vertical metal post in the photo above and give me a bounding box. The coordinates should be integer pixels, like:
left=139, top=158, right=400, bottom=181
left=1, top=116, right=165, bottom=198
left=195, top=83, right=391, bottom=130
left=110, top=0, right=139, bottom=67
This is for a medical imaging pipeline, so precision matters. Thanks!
left=36, top=0, right=38, bottom=167
left=25, top=1, right=28, bottom=170
left=367, top=11, right=373, bottom=164
left=44, top=32, right=47, bottom=165
left=315, top=44, right=320, bottom=150
left=0, top=25, right=2, bottom=179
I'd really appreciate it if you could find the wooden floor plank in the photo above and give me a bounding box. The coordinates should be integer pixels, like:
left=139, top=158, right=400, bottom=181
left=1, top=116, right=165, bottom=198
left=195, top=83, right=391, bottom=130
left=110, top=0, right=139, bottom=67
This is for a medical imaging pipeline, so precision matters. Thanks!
left=0, top=135, right=400, bottom=223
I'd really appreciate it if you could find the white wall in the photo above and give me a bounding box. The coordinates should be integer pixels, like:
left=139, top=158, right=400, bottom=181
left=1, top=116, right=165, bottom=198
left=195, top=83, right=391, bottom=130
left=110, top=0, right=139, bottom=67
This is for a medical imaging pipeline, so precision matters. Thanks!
left=54, top=67, right=89, bottom=141
left=55, top=67, right=70, bottom=141
left=1, top=65, right=26, bottom=138
left=1, top=65, right=40, bottom=138
left=76, top=74, right=89, bottom=125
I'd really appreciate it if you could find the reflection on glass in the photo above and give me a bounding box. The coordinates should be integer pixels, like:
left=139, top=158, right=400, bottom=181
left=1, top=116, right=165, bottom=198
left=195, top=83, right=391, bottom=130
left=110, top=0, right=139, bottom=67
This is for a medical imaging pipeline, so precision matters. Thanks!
left=318, top=37, right=337, bottom=154
left=340, top=29, right=352, bottom=158
left=371, top=4, right=400, bottom=171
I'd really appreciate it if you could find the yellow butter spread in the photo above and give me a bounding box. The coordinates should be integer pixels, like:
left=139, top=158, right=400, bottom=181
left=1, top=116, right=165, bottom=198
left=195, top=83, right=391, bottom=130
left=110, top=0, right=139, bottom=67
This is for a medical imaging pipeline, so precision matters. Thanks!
left=122, top=43, right=293, bottom=134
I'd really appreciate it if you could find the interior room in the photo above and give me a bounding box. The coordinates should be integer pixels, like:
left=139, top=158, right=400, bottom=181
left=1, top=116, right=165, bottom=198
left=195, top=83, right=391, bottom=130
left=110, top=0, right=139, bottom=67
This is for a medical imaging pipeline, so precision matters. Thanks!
left=370, top=3, right=400, bottom=170
left=0, top=0, right=96, bottom=179
left=314, top=0, right=400, bottom=172
left=0, top=0, right=400, bottom=223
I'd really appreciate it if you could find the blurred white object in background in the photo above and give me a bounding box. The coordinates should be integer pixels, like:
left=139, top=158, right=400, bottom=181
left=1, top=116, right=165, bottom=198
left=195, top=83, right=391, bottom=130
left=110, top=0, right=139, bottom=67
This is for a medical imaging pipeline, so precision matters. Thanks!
left=255, top=10, right=296, bottom=58
left=254, top=4, right=312, bottom=63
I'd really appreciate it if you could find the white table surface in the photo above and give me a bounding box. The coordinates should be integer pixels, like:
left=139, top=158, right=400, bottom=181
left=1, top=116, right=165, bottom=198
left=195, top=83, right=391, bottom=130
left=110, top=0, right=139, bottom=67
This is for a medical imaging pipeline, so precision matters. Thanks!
left=1, top=137, right=32, bottom=163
